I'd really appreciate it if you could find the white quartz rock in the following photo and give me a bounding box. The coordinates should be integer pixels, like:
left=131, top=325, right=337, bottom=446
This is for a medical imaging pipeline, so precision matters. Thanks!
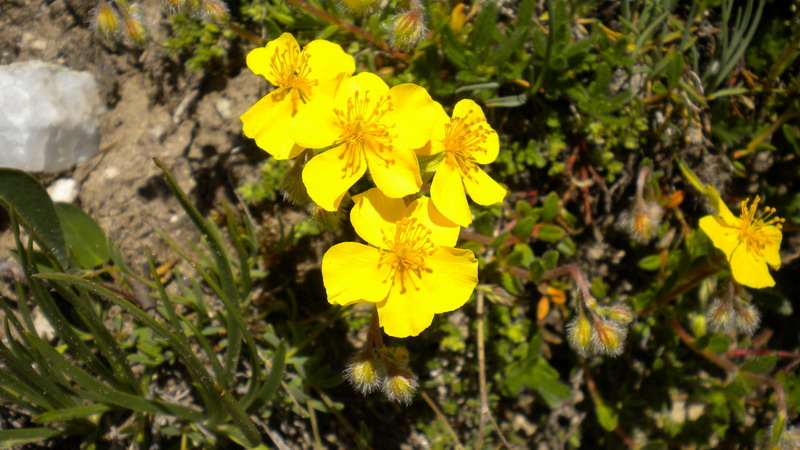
left=0, top=61, right=102, bottom=172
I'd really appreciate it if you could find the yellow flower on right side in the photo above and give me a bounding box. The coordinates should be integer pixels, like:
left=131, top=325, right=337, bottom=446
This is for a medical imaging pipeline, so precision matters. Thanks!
left=418, top=99, right=506, bottom=226
left=699, top=195, right=784, bottom=288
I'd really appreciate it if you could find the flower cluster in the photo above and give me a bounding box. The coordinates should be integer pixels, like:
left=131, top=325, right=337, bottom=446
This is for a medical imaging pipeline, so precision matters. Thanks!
left=241, top=33, right=506, bottom=338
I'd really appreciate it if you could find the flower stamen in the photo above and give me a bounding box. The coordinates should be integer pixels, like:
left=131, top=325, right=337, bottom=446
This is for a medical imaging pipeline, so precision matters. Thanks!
left=333, top=90, right=396, bottom=175
left=734, top=196, right=784, bottom=258
left=378, top=218, right=435, bottom=293
left=269, top=45, right=317, bottom=112
left=443, top=111, right=491, bottom=180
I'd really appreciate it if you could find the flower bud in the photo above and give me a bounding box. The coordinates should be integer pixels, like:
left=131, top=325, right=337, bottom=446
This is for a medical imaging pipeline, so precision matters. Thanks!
left=310, top=205, right=344, bottom=231
left=345, top=351, right=384, bottom=395
left=567, top=315, right=593, bottom=357
left=706, top=298, right=735, bottom=333
left=339, top=0, right=383, bottom=15
left=387, top=9, right=427, bottom=51
left=202, top=0, right=229, bottom=23
left=733, top=301, right=760, bottom=336
left=122, top=5, right=147, bottom=46
left=592, top=319, right=625, bottom=356
left=382, top=369, right=418, bottom=405
left=161, top=0, right=187, bottom=11
left=617, top=201, right=663, bottom=244
left=385, top=346, right=410, bottom=370
left=281, top=158, right=311, bottom=206
left=92, top=2, right=120, bottom=39
left=602, top=303, right=634, bottom=325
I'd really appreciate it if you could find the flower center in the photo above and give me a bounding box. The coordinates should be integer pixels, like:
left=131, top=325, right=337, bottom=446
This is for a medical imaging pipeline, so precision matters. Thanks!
left=379, top=217, right=436, bottom=293
left=443, top=112, right=491, bottom=179
left=269, top=45, right=316, bottom=112
left=333, top=90, right=395, bottom=174
left=736, top=196, right=784, bottom=257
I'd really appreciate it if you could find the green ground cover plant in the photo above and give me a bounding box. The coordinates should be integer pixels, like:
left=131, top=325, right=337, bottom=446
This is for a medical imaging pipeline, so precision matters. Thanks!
left=2, top=0, right=800, bottom=447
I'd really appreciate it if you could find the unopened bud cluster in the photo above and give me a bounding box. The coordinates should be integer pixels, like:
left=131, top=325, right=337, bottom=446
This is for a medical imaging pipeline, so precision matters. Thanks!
left=338, top=0, right=427, bottom=51
left=567, top=300, right=633, bottom=357
left=90, top=0, right=229, bottom=45
left=91, top=1, right=147, bottom=45
left=162, top=0, right=229, bottom=22
left=345, top=346, right=418, bottom=405
left=706, top=297, right=760, bottom=336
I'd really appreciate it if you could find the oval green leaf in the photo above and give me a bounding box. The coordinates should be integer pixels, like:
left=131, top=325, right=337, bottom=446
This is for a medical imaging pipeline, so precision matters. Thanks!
left=54, top=203, right=111, bottom=268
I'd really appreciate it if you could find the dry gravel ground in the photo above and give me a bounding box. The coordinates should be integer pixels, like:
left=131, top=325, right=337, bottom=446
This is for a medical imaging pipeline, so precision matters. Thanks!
left=0, top=0, right=273, bottom=269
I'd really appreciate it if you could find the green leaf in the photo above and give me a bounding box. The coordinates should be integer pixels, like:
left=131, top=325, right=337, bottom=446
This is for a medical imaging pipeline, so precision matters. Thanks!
left=594, top=397, right=618, bottom=431
left=638, top=254, right=663, bottom=271
left=33, top=404, right=112, bottom=424
left=54, top=203, right=111, bottom=268
left=528, top=359, right=571, bottom=408
left=0, top=428, right=61, bottom=448
left=512, top=217, right=536, bottom=240
left=536, top=224, right=566, bottom=242
left=541, top=192, right=560, bottom=222
left=740, top=355, right=777, bottom=375
left=0, top=169, right=67, bottom=268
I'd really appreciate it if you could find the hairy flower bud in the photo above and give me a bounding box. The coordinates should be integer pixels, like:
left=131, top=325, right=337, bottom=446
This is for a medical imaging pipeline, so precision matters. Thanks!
left=706, top=298, right=735, bottom=333
left=202, top=0, right=229, bottom=23
left=617, top=201, right=664, bottom=244
left=345, top=351, right=384, bottom=395
left=733, top=301, right=760, bottom=336
left=603, top=303, right=635, bottom=325
left=567, top=315, right=593, bottom=357
left=92, top=2, right=120, bottom=38
left=122, top=5, right=147, bottom=46
left=382, top=369, right=418, bottom=405
left=592, top=319, right=625, bottom=356
left=387, top=9, right=427, bottom=51
left=281, top=158, right=311, bottom=206
left=339, top=0, right=383, bottom=15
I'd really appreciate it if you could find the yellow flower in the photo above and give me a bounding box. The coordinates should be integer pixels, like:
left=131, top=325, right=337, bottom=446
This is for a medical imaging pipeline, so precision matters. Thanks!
left=699, top=195, right=784, bottom=288
left=240, top=33, right=355, bottom=160
left=322, top=188, right=478, bottom=337
left=291, top=73, right=439, bottom=211
left=419, top=99, right=506, bottom=226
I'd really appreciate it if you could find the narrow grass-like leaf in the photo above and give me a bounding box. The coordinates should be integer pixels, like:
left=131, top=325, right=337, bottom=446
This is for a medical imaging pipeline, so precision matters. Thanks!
left=0, top=428, right=61, bottom=448
left=11, top=219, right=116, bottom=384
left=154, top=159, right=261, bottom=396
left=32, top=404, right=112, bottom=424
left=244, top=342, right=286, bottom=412
left=49, top=282, right=140, bottom=394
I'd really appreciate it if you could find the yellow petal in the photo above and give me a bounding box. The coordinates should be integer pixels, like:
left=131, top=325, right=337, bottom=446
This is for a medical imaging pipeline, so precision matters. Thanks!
left=463, top=167, right=506, bottom=206
left=247, top=33, right=299, bottom=86
left=762, top=225, right=783, bottom=269
left=389, top=83, right=439, bottom=149
left=431, top=161, right=471, bottom=226
left=729, top=245, right=775, bottom=288
left=349, top=72, right=390, bottom=98
left=302, top=146, right=366, bottom=211
left=415, top=103, right=450, bottom=156
left=423, top=247, right=478, bottom=314
left=290, top=96, right=340, bottom=149
left=240, top=90, right=298, bottom=159
left=366, top=145, right=422, bottom=199
left=303, top=40, right=355, bottom=83
left=699, top=215, right=739, bottom=259
left=322, top=242, right=391, bottom=305
left=351, top=188, right=406, bottom=249
left=451, top=99, right=499, bottom=164
left=377, top=246, right=478, bottom=337
left=406, top=196, right=460, bottom=247
left=377, top=284, right=435, bottom=338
